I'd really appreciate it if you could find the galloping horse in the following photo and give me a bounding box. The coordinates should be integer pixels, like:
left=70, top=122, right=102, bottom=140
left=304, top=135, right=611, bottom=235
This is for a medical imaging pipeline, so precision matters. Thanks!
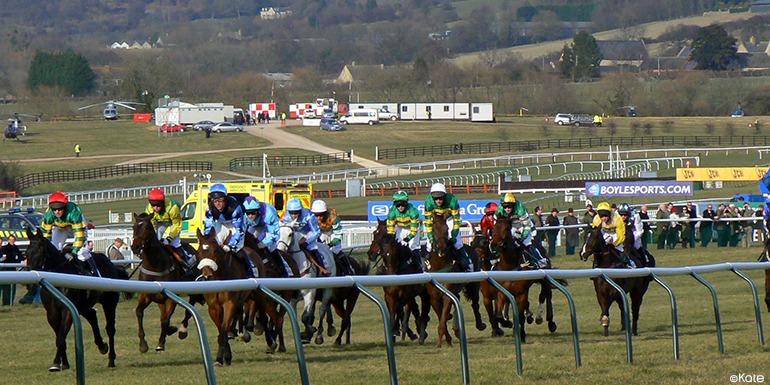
left=314, top=252, right=371, bottom=345
left=761, top=238, right=770, bottom=312
left=131, top=213, right=202, bottom=353
left=580, top=226, right=653, bottom=336
left=277, top=224, right=333, bottom=343
left=367, top=219, right=429, bottom=344
left=424, top=212, right=486, bottom=347
left=24, top=228, right=129, bottom=371
left=195, top=229, right=277, bottom=365
left=482, top=217, right=557, bottom=341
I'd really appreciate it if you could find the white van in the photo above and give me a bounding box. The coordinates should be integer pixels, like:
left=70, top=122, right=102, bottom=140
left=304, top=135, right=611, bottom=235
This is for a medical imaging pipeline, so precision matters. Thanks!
left=339, top=109, right=379, bottom=125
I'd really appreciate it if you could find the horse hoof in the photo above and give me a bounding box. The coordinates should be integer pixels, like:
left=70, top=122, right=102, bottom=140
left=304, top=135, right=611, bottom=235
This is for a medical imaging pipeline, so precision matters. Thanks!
left=526, top=315, right=534, bottom=324
left=98, top=343, right=109, bottom=355
left=139, top=341, right=149, bottom=353
left=241, top=333, right=251, bottom=343
left=278, top=346, right=286, bottom=353
left=227, top=332, right=236, bottom=340
left=167, top=326, right=178, bottom=335
left=254, top=323, right=264, bottom=336
left=476, top=322, right=487, bottom=331
left=327, top=326, right=336, bottom=337
left=61, top=363, right=70, bottom=370
left=548, top=322, right=557, bottom=333
left=633, top=330, right=639, bottom=336
left=603, top=327, right=609, bottom=337
left=155, top=346, right=165, bottom=352
left=491, top=329, right=505, bottom=337
left=178, top=331, right=188, bottom=340
left=49, top=364, right=62, bottom=372
left=500, top=320, right=513, bottom=328
left=535, top=317, right=543, bottom=325
left=315, top=335, right=324, bottom=345
left=214, top=362, right=223, bottom=367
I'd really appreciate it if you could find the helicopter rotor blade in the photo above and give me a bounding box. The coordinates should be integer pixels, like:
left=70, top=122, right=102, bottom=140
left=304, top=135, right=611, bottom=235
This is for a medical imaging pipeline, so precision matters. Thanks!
left=113, top=102, right=138, bottom=110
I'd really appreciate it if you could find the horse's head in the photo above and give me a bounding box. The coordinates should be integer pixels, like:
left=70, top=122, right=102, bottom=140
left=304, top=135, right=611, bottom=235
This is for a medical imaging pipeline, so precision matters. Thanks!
left=378, top=232, right=407, bottom=275
left=24, top=227, right=64, bottom=272
left=277, top=224, right=296, bottom=253
left=490, top=217, right=513, bottom=253
left=131, top=212, right=155, bottom=256
left=367, top=219, right=387, bottom=262
left=580, top=226, right=606, bottom=262
left=430, top=212, right=450, bottom=259
left=195, top=228, right=231, bottom=281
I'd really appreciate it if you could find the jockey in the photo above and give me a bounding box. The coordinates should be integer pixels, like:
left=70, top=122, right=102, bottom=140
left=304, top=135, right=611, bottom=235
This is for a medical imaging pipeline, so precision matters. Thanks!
left=203, top=183, right=258, bottom=278
left=311, top=199, right=354, bottom=275
left=494, top=192, right=547, bottom=268
left=387, top=190, right=423, bottom=270
left=145, top=188, right=195, bottom=267
left=617, top=203, right=647, bottom=267
left=479, top=201, right=498, bottom=237
left=241, top=195, right=291, bottom=278
left=41, top=191, right=97, bottom=276
left=592, top=201, right=635, bottom=268
left=279, top=198, right=330, bottom=276
left=424, top=182, right=472, bottom=272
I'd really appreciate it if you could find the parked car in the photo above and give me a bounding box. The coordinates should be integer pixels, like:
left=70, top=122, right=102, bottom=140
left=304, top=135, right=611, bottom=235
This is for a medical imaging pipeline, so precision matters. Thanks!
left=320, top=117, right=343, bottom=131
left=160, top=123, right=185, bottom=132
left=339, top=109, right=379, bottom=125
left=0, top=207, right=43, bottom=251
left=570, top=114, right=594, bottom=127
left=377, top=108, right=399, bottom=121
left=193, top=120, right=216, bottom=131
left=554, top=113, right=572, bottom=125
left=211, top=122, right=243, bottom=133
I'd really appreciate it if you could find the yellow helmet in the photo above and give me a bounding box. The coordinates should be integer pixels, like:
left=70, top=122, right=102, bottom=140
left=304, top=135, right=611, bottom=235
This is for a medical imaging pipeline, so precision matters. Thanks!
left=596, top=201, right=612, bottom=215
left=501, top=192, right=516, bottom=204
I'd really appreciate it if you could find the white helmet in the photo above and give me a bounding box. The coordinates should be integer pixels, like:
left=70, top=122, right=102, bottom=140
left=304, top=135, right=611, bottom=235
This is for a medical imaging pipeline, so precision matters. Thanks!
left=430, top=182, right=447, bottom=198
left=310, top=199, right=328, bottom=214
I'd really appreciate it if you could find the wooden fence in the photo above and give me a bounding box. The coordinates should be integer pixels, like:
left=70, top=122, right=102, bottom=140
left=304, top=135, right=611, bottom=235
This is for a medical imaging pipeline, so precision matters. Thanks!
left=228, top=152, right=352, bottom=171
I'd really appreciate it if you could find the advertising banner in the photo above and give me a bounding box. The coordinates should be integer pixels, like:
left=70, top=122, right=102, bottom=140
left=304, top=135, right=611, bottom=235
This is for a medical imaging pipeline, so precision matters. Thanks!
left=585, top=181, right=693, bottom=197
left=676, top=167, right=767, bottom=182
left=368, top=200, right=493, bottom=222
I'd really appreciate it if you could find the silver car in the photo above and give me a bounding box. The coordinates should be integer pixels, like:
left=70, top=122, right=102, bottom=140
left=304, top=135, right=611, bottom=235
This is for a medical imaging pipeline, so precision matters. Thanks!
left=193, top=120, right=216, bottom=131
left=211, top=122, right=243, bottom=133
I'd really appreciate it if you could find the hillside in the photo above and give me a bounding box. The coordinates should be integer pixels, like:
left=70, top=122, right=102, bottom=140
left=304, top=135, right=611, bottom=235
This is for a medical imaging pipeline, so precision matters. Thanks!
left=450, top=11, right=756, bottom=68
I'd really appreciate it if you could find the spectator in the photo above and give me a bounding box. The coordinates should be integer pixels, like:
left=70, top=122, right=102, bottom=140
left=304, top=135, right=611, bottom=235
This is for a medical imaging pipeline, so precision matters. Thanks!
left=667, top=207, right=680, bottom=249
left=87, top=219, right=96, bottom=230
left=107, top=238, right=125, bottom=261
left=715, top=203, right=729, bottom=247
left=74, top=143, right=81, bottom=157
left=655, top=203, right=670, bottom=250
left=756, top=205, right=766, bottom=244
left=701, top=204, right=716, bottom=247
left=87, top=240, right=94, bottom=252
left=728, top=204, right=743, bottom=247
left=741, top=203, right=755, bottom=248
left=545, top=208, right=560, bottom=257
left=685, top=202, right=698, bottom=248
left=581, top=204, right=596, bottom=244
left=0, top=235, right=24, bottom=305
left=562, top=208, right=579, bottom=255
left=639, top=205, right=651, bottom=250
left=680, top=207, right=693, bottom=249
left=532, top=206, right=545, bottom=245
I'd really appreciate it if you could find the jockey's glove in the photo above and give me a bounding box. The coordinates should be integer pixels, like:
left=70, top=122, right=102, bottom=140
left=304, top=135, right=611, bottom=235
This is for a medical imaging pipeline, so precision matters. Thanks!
left=64, top=252, right=77, bottom=261
left=449, top=237, right=457, bottom=244
left=299, top=237, right=308, bottom=248
left=222, top=245, right=231, bottom=253
left=403, top=236, right=411, bottom=243
left=257, top=242, right=268, bottom=250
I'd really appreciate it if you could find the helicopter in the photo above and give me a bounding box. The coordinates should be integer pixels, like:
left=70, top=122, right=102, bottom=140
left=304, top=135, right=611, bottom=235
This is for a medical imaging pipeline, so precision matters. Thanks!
left=78, top=100, right=145, bottom=120
left=3, top=113, right=39, bottom=141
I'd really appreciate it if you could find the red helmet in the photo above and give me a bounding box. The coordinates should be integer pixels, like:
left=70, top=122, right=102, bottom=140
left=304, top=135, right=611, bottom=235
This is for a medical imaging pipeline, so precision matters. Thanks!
left=49, top=191, right=69, bottom=209
left=484, top=202, right=498, bottom=214
left=148, top=188, right=165, bottom=205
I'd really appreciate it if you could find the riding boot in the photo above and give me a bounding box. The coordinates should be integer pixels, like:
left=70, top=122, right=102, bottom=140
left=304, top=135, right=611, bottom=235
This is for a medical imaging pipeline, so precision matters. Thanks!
left=83, top=257, right=100, bottom=277
left=456, top=247, right=473, bottom=272
left=270, top=250, right=289, bottom=278
left=173, top=246, right=194, bottom=268
left=336, top=252, right=354, bottom=275
left=529, top=245, right=548, bottom=268
left=236, top=250, right=258, bottom=278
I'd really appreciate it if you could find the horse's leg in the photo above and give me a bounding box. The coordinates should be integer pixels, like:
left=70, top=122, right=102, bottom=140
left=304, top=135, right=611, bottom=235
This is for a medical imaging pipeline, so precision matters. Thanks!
left=157, top=299, right=178, bottom=351
left=481, top=281, right=502, bottom=336
left=427, top=286, right=447, bottom=347
left=300, top=288, right=317, bottom=343
left=220, top=301, right=240, bottom=365
left=465, top=281, right=487, bottom=331
left=440, top=294, right=454, bottom=347
left=385, top=289, right=400, bottom=342
left=46, top=306, right=68, bottom=371
left=102, top=293, right=119, bottom=367
left=208, top=301, right=226, bottom=366
left=255, top=296, right=278, bottom=353
left=326, top=297, right=337, bottom=337
left=340, top=290, right=360, bottom=345
left=315, top=289, right=332, bottom=345
left=135, top=293, right=152, bottom=353
left=418, top=289, right=431, bottom=345
left=81, top=307, right=108, bottom=355
left=514, top=292, right=529, bottom=343
left=178, top=294, right=202, bottom=340
left=764, top=269, right=770, bottom=312
left=542, top=282, right=557, bottom=333
left=594, top=279, right=612, bottom=336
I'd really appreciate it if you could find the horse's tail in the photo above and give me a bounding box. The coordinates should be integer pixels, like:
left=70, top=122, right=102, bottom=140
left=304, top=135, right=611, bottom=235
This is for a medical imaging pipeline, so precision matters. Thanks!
left=115, top=267, right=135, bottom=300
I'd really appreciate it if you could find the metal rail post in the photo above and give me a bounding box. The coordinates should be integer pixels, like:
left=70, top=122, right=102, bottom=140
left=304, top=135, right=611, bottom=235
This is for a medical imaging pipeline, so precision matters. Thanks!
left=729, top=268, right=765, bottom=346
left=354, top=283, right=398, bottom=385
left=39, top=279, right=86, bottom=385
left=650, top=274, right=679, bottom=360
left=600, top=274, right=633, bottom=364
left=689, top=272, right=724, bottom=353
left=430, top=279, right=470, bottom=385
left=161, top=289, right=216, bottom=385
left=545, top=276, right=581, bottom=368
left=485, top=278, right=523, bottom=375
left=258, top=286, right=309, bottom=385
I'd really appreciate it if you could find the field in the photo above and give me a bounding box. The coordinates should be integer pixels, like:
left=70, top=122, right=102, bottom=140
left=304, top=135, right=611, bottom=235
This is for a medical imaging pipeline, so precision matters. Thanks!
left=0, top=245, right=768, bottom=385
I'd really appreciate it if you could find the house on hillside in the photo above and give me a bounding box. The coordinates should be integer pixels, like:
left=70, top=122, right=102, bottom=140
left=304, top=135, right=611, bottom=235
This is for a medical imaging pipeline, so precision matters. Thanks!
left=596, top=40, right=648, bottom=73
left=642, top=45, right=697, bottom=73
left=750, top=0, right=770, bottom=13
left=336, top=62, right=407, bottom=85
left=736, top=37, right=770, bottom=70
left=260, top=7, right=292, bottom=19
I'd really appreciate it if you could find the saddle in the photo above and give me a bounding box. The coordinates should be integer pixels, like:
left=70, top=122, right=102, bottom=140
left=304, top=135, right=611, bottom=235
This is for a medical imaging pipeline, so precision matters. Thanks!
left=163, top=245, right=190, bottom=268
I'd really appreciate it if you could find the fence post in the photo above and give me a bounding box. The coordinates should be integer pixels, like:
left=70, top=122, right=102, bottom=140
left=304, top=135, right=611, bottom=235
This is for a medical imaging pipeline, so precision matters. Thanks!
left=39, top=279, right=86, bottom=385
left=545, top=276, right=582, bottom=368
left=485, top=278, right=523, bottom=375
left=429, top=279, right=470, bottom=385
left=689, top=272, right=724, bottom=353
left=600, top=274, right=634, bottom=364
left=257, top=285, right=310, bottom=385
left=161, top=289, right=217, bottom=385
left=729, top=268, right=765, bottom=346
left=650, top=274, right=680, bottom=360
left=354, top=283, right=399, bottom=385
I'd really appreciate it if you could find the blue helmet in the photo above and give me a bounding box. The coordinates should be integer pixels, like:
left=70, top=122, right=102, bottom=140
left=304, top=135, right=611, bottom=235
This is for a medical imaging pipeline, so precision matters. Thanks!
left=208, top=183, right=227, bottom=200
left=243, top=196, right=260, bottom=211
left=286, top=198, right=303, bottom=212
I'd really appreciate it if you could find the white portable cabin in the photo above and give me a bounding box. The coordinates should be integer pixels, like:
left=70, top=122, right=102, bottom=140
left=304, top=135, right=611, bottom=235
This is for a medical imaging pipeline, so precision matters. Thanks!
left=349, top=103, right=399, bottom=113
left=470, top=103, right=494, bottom=122
left=154, top=101, right=234, bottom=126
left=399, top=103, right=470, bottom=120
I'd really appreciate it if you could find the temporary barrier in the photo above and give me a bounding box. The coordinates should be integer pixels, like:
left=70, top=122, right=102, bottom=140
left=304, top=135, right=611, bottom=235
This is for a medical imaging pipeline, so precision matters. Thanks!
left=1, top=261, right=768, bottom=385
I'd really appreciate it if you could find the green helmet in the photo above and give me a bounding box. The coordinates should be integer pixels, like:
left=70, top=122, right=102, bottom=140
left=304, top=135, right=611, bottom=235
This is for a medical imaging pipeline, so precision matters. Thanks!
left=617, top=202, right=631, bottom=215
left=393, top=190, right=409, bottom=203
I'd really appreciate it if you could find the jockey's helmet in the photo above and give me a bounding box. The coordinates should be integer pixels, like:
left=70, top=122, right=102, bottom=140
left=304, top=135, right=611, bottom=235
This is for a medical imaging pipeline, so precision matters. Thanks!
left=484, top=202, right=498, bottom=214
left=208, top=183, right=227, bottom=200
left=286, top=198, right=303, bottom=212
left=393, top=190, right=409, bottom=203
left=617, top=202, right=631, bottom=215
left=243, top=196, right=260, bottom=212
left=49, top=191, right=69, bottom=210
left=430, top=183, right=446, bottom=199
left=311, top=200, right=328, bottom=214
left=596, top=201, right=612, bottom=217
left=148, top=188, right=165, bottom=206
left=500, top=192, right=516, bottom=207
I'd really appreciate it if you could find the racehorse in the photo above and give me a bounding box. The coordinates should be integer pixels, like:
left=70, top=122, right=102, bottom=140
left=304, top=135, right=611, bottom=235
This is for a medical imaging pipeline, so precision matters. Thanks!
left=195, top=229, right=277, bottom=365
left=367, top=219, right=429, bottom=344
left=24, top=227, right=129, bottom=371
left=580, top=226, right=653, bottom=336
left=761, top=238, right=770, bottom=312
left=131, top=213, right=204, bottom=353
left=482, top=217, right=557, bottom=340
left=424, top=212, right=486, bottom=347
left=313, top=252, right=371, bottom=345
left=277, top=224, right=333, bottom=343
